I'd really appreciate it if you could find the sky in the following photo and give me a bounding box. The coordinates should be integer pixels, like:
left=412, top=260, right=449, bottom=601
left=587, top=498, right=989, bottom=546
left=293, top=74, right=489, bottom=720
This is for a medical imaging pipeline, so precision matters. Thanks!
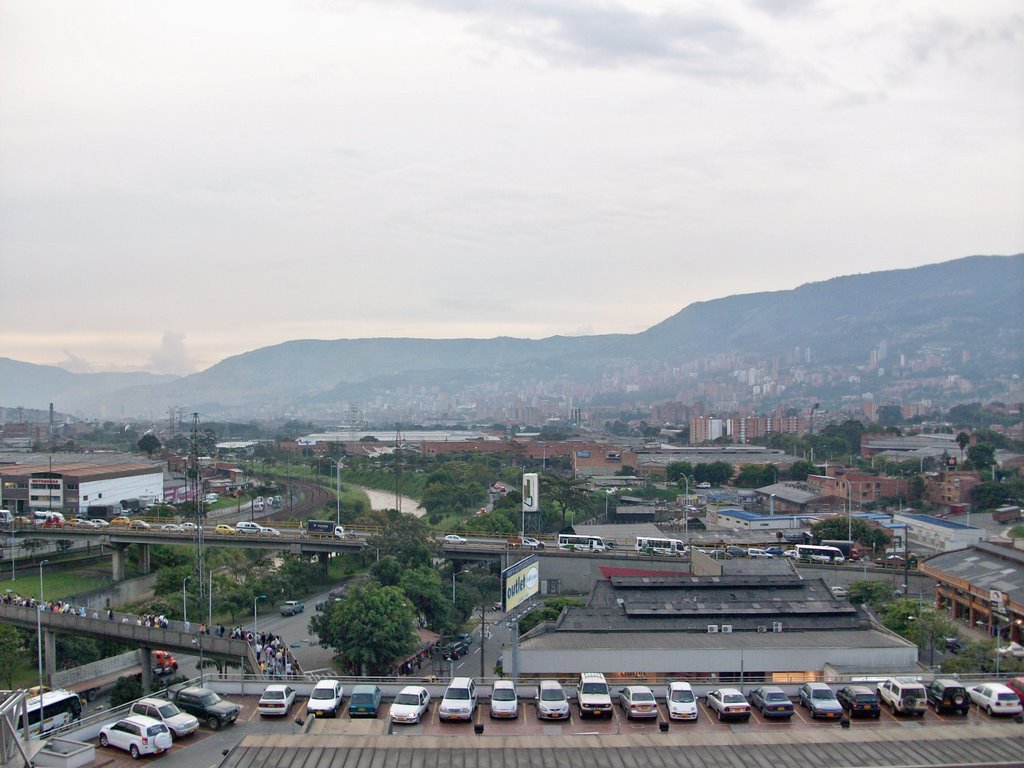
left=1, top=0, right=1022, bottom=376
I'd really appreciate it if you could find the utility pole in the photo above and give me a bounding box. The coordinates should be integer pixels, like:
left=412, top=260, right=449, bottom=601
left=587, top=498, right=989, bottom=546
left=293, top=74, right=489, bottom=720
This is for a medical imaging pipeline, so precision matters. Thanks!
left=479, top=600, right=486, bottom=681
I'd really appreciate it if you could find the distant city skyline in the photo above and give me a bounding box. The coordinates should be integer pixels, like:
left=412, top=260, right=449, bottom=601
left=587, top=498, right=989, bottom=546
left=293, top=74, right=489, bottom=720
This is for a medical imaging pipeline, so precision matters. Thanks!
left=2, top=1, right=1022, bottom=375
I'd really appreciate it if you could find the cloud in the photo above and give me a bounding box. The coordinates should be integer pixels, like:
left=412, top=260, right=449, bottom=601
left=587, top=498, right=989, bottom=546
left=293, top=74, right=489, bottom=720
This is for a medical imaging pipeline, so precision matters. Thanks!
left=148, top=332, right=196, bottom=375
left=57, top=350, right=95, bottom=374
left=394, top=0, right=766, bottom=78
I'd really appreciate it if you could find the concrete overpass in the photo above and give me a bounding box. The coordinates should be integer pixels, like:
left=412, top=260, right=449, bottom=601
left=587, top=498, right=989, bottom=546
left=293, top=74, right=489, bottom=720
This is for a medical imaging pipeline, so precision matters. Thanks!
left=0, top=603, right=260, bottom=691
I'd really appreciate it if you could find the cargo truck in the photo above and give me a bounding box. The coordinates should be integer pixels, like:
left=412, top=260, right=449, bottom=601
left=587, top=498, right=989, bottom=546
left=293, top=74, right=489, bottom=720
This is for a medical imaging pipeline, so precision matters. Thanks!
left=306, top=520, right=347, bottom=538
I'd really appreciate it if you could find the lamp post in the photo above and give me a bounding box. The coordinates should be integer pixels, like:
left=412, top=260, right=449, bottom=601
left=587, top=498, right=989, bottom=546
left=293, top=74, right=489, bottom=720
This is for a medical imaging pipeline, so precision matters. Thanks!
left=323, top=459, right=343, bottom=527
left=451, top=569, right=466, bottom=605
left=37, top=558, right=50, bottom=693
left=254, top=594, right=267, bottom=636
left=182, top=575, right=191, bottom=627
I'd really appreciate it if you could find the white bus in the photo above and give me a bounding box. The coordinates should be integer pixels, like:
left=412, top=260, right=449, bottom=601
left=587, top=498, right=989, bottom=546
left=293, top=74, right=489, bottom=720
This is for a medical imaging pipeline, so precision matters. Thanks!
left=17, top=690, right=83, bottom=735
left=794, top=544, right=846, bottom=564
left=558, top=534, right=608, bottom=552
left=635, top=537, right=686, bottom=556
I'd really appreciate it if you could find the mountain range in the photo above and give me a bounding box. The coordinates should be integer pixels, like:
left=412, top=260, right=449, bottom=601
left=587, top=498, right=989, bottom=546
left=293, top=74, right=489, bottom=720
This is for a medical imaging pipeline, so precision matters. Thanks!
left=2, top=254, right=1021, bottom=420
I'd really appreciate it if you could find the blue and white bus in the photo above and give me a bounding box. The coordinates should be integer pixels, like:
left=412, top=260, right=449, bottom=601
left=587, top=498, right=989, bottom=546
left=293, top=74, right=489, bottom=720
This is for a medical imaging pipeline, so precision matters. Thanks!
left=17, top=690, right=83, bottom=735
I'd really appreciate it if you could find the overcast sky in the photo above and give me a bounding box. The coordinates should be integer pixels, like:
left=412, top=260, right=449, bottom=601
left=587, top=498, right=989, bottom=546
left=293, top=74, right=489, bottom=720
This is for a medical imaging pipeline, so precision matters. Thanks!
left=1, top=0, right=1022, bottom=376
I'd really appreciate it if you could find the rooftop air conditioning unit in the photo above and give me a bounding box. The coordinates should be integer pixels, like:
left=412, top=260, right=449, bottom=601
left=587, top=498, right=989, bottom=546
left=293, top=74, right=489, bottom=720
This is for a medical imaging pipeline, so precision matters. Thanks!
left=707, top=624, right=719, bottom=633
left=757, top=625, right=767, bottom=633
left=772, top=622, right=784, bottom=633
left=721, top=625, right=733, bottom=633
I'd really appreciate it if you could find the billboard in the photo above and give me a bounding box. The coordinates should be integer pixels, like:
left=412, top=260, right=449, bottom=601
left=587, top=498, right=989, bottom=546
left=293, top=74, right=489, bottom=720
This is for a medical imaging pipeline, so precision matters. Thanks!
left=502, top=555, right=540, bottom=613
left=522, top=473, right=539, bottom=513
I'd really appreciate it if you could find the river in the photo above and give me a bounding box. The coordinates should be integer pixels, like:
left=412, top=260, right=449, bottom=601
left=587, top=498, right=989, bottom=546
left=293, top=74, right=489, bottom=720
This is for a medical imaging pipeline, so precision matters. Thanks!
left=354, top=485, right=426, bottom=518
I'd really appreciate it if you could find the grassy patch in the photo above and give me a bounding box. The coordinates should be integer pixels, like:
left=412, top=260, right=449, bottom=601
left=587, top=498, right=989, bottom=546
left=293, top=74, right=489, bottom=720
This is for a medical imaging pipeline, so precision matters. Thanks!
left=2, top=570, right=109, bottom=602
left=1009, top=525, right=1024, bottom=538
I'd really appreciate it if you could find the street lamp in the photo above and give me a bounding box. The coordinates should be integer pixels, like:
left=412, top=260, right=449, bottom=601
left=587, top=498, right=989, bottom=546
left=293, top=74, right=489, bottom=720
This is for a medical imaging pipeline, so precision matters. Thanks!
left=451, top=569, right=466, bottom=605
left=254, top=594, right=267, bottom=636
left=37, top=559, right=50, bottom=694
left=327, top=459, right=343, bottom=527
left=182, top=575, right=191, bottom=627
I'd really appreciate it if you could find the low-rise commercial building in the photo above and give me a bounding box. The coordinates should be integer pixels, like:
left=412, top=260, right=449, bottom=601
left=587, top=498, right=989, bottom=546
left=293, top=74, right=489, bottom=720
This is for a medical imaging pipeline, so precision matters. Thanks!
left=894, top=512, right=984, bottom=553
left=922, top=542, right=1024, bottom=644
left=0, top=459, right=163, bottom=516
left=518, top=567, right=918, bottom=682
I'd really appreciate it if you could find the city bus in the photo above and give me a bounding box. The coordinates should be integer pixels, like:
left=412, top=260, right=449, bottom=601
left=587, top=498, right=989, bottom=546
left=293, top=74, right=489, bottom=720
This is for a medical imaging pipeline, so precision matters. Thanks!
left=635, top=537, right=686, bottom=556
left=557, top=534, right=608, bottom=552
left=17, top=689, right=83, bottom=735
left=794, top=544, right=846, bottom=564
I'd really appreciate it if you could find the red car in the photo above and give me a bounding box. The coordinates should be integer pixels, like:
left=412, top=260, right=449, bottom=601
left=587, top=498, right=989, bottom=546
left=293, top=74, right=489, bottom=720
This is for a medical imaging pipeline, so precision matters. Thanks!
left=1006, top=676, right=1024, bottom=705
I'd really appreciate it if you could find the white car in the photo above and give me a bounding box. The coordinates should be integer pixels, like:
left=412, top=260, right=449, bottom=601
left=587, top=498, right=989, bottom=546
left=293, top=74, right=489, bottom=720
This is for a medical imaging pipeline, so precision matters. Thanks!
left=705, top=688, right=751, bottom=721
left=969, top=683, right=1024, bottom=717
left=830, top=586, right=849, bottom=598
left=179, top=522, right=197, bottom=532
left=444, top=534, right=468, bottom=544
left=438, top=677, right=477, bottom=721
left=747, top=548, right=774, bottom=559
left=235, top=521, right=265, bottom=535
left=536, top=680, right=570, bottom=720
left=99, top=715, right=173, bottom=759
left=306, top=679, right=344, bottom=718
left=489, top=680, right=518, bottom=719
left=783, top=549, right=799, bottom=558
left=390, top=685, right=430, bottom=724
left=129, top=698, right=199, bottom=738
left=257, top=684, right=296, bottom=717
left=261, top=526, right=281, bottom=537
left=695, top=482, right=711, bottom=489
left=521, top=536, right=545, bottom=549
left=160, top=523, right=182, bottom=533
left=667, top=681, right=698, bottom=721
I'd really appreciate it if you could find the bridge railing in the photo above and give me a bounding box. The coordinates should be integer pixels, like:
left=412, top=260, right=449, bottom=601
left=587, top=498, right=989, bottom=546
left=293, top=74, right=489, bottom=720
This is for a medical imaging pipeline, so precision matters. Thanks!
left=0, top=604, right=258, bottom=671
left=0, top=691, right=31, bottom=768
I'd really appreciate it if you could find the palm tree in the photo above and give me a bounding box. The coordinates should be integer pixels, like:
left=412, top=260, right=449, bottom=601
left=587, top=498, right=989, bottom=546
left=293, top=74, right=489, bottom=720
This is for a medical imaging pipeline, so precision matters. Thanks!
left=955, top=431, right=970, bottom=463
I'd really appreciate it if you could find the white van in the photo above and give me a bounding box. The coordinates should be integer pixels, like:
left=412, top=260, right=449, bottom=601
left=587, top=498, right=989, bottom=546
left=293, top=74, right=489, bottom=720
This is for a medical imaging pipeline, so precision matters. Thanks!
left=0, top=509, right=14, bottom=526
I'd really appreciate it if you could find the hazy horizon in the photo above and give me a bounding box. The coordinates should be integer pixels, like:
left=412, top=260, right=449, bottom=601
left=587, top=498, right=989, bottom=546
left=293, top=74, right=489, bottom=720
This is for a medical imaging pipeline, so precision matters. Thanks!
left=3, top=2, right=1022, bottom=375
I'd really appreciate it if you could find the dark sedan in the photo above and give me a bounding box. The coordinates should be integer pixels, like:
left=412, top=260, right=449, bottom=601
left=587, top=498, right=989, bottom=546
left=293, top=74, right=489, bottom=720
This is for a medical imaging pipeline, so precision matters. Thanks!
left=836, top=685, right=881, bottom=719
left=749, top=686, right=794, bottom=719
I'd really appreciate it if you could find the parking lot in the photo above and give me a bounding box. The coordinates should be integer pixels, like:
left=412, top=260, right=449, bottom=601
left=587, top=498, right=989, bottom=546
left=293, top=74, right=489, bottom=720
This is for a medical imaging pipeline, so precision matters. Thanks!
left=88, top=689, right=1023, bottom=767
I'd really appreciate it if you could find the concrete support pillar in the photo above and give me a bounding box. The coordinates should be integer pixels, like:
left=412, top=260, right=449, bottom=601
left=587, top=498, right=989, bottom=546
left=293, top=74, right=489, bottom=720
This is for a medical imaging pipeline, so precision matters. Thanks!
left=111, top=545, right=127, bottom=582
left=138, top=544, right=151, bottom=575
left=44, top=631, right=56, bottom=687
left=140, top=648, right=153, bottom=694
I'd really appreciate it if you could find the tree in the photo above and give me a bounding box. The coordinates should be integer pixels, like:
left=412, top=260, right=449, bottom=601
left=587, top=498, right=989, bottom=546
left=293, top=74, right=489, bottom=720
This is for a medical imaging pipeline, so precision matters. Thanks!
left=364, top=511, right=434, bottom=568
left=137, top=434, right=162, bottom=457
left=966, top=443, right=996, bottom=471
left=309, top=583, right=416, bottom=675
left=693, top=461, right=734, bottom=487
left=846, top=580, right=896, bottom=611
left=542, top=475, right=593, bottom=528
left=0, top=625, right=21, bottom=688
left=810, top=517, right=890, bottom=550
left=665, top=462, right=694, bottom=485
left=370, top=556, right=404, bottom=587
left=788, top=460, right=818, bottom=482
left=734, top=464, right=774, bottom=488
left=110, top=675, right=143, bottom=707
left=955, top=431, right=971, bottom=462
left=876, top=405, right=904, bottom=427
left=399, top=566, right=452, bottom=632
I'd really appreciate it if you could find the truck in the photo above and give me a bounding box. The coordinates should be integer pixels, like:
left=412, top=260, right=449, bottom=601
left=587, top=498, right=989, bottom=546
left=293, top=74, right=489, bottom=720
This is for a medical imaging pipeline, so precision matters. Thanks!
left=993, top=506, right=1023, bottom=523
left=306, top=520, right=347, bottom=538
left=279, top=600, right=304, bottom=616
left=84, top=504, right=121, bottom=521
left=152, top=650, right=179, bottom=675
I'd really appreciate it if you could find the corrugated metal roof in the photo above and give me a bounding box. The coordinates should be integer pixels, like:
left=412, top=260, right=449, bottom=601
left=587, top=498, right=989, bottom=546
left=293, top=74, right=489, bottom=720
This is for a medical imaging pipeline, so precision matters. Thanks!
left=520, top=629, right=912, bottom=652
left=925, top=544, right=1024, bottom=600
left=220, top=728, right=1024, bottom=768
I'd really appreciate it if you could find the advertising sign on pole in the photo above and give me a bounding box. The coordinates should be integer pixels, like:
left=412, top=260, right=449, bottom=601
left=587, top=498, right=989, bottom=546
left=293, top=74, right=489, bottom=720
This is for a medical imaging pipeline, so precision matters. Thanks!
left=502, top=555, right=540, bottom=613
left=522, top=473, right=539, bottom=513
